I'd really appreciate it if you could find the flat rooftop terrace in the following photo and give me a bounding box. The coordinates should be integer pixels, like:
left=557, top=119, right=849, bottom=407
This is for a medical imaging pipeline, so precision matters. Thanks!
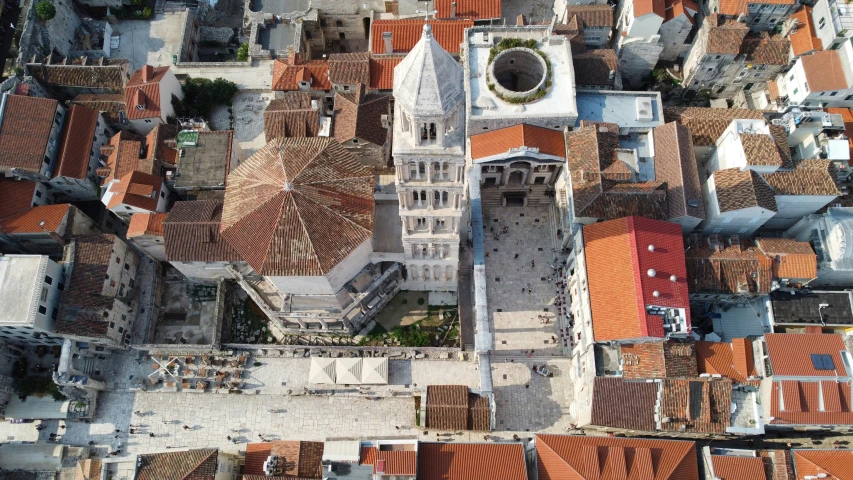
left=575, top=91, right=664, bottom=130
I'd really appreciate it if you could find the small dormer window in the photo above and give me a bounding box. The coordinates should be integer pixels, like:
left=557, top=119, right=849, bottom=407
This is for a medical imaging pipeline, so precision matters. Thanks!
left=136, top=104, right=145, bottom=110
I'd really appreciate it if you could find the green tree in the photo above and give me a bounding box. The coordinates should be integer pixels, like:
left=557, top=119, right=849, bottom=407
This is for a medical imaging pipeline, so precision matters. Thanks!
left=237, top=42, right=249, bottom=61
left=177, top=77, right=238, bottom=117
left=16, top=376, right=66, bottom=401
left=35, top=1, right=56, bottom=20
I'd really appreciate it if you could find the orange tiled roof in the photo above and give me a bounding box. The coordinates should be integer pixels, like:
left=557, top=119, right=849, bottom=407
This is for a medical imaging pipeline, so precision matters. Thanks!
left=536, top=434, right=699, bottom=480
left=371, top=19, right=473, bottom=54
left=369, top=55, right=404, bottom=90
left=790, top=7, right=823, bottom=56
left=719, top=0, right=794, bottom=16
left=125, top=65, right=170, bottom=120
left=418, top=443, right=527, bottom=480
left=375, top=451, right=417, bottom=475
left=0, top=203, right=70, bottom=234
left=583, top=216, right=691, bottom=341
left=793, top=450, right=853, bottom=479
left=802, top=50, right=850, bottom=93
left=770, top=379, right=853, bottom=425
left=634, top=0, right=666, bottom=18
left=710, top=455, right=766, bottom=480
left=54, top=104, right=99, bottom=180
left=695, top=339, right=756, bottom=383
left=755, top=237, right=818, bottom=280
left=106, top=171, right=162, bottom=211
left=272, top=54, right=331, bottom=91
left=0, top=178, right=38, bottom=220
left=127, top=212, right=167, bottom=237
left=665, top=0, right=697, bottom=23
left=0, top=95, right=58, bottom=173
left=243, top=441, right=324, bottom=477
left=435, top=0, right=501, bottom=19
left=765, top=333, right=848, bottom=376
left=470, top=124, right=565, bottom=160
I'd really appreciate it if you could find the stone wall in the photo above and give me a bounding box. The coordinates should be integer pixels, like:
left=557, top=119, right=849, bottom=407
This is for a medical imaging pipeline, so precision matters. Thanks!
left=178, top=8, right=201, bottom=62
left=16, top=0, right=82, bottom=67
left=658, top=16, right=693, bottom=63
left=200, top=26, right=235, bottom=46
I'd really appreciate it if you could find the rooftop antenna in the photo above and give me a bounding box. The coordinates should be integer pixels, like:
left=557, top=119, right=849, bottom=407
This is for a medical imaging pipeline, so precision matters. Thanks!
left=416, top=9, right=438, bottom=23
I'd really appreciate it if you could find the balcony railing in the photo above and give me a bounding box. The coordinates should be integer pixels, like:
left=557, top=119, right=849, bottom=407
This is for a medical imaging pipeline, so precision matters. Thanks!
left=830, top=0, right=853, bottom=35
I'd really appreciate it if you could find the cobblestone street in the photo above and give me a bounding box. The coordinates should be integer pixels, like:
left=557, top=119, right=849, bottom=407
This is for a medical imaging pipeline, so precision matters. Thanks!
left=483, top=206, right=563, bottom=356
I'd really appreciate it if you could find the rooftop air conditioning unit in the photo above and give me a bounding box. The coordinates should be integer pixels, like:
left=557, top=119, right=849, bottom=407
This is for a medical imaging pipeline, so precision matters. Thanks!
left=636, top=98, right=653, bottom=122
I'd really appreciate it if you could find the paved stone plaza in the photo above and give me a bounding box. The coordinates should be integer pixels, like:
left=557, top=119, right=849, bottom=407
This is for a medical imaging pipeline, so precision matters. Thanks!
left=483, top=206, right=563, bottom=356
left=492, top=359, right=575, bottom=432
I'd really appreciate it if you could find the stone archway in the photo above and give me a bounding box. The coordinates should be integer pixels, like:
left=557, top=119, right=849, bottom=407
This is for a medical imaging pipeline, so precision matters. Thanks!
left=507, top=170, right=525, bottom=186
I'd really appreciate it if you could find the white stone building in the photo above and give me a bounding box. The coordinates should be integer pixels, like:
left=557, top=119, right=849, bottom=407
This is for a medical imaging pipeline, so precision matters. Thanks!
left=775, top=46, right=853, bottom=109
left=392, top=23, right=466, bottom=292
left=786, top=207, right=853, bottom=286
left=0, top=255, right=65, bottom=346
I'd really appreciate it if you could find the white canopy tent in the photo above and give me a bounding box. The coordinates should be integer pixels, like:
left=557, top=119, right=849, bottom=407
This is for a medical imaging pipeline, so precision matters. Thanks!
left=322, top=441, right=362, bottom=462
left=336, top=358, right=363, bottom=385
left=360, top=357, right=388, bottom=384
left=308, top=357, right=337, bottom=384
left=4, top=396, right=70, bottom=420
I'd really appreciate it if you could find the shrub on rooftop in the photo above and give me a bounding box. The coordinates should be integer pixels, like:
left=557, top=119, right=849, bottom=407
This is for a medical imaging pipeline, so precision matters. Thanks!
left=237, top=42, right=249, bottom=62
left=176, top=76, right=239, bottom=118
left=36, top=1, right=56, bottom=21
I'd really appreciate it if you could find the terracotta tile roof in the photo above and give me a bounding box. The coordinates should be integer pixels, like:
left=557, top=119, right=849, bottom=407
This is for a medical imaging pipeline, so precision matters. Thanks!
left=106, top=170, right=162, bottom=211
left=719, top=0, right=794, bottom=16
left=135, top=449, right=218, bottom=480
left=711, top=455, right=765, bottom=480
left=712, top=168, right=778, bottom=212
left=71, top=93, right=127, bottom=127
left=770, top=379, right=853, bottom=425
left=755, top=238, right=817, bottom=279
left=0, top=94, right=58, bottom=173
left=761, top=449, right=794, bottom=480
left=659, top=378, right=732, bottom=434
left=557, top=15, right=587, bottom=55
left=583, top=217, right=690, bottom=341
left=54, top=104, right=99, bottom=180
left=684, top=234, right=775, bottom=294
left=125, top=65, right=170, bottom=120
left=0, top=178, right=38, bottom=220
left=767, top=80, right=780, bottom=101
left=740, top=133, right=785, bottom=167
left=769, top=125, right=794, bottom=169
left=220, top=137, right=373, bottom=276
left=26, top=57, right=128, bottom=90
left=739, top=33, right=791, bottom=65
left=802, top=50, right=850, bottom=93
left=663, top=106, right=765, bottom=147
left=696, top=340, right=756, bottom=383
left=264, top=94, right=320, bottom=142
left=563, top=5, right=614, bottom=27
left=272, top=54, right=331, bottom=91
left=144, top=124, right=180, bottom=175
left=375, top=451, right=417, bottom=475
left=74, top=459, right=102, bottom=480
left=127, top=212, right=167, bottom=238
left=368, top=55, right=404, bottom=90
left=54, top=234, right=122, bottom=339
left=332, top=86, right=390, bottom=146
left=0, top=203, right=70, bottom=234
left=567, top=123, right=668, bottom=220
left=590, top=377, right=658, bottom=430
left=436, top=0, right=501, bottom=19
left=244, top=441, right=323, bottom=477
left=793, top=450, right=853, bottom=479
left=762, top=160, right=840, bottom=197
left=417, top=443, right=527, bottom=480
left=327, top=52, right=370, bottom=85
left=653, top=122, right=705, bottom=221
left=765, top=333, right=849, bottom=376
left=100, top=130, right=146, bottom=184
left=536, top=434, right=699, bottom=480
left=470, top=124, right=565, bottom=160
left=425, top=385, right=491, bottom=431
left=706, top=14, right=749, bottom=55
left=770, top=290, right=853, bottom=326
left=665, top=0, right=697, bottom=23
left=573, top=49, right=618, bottom=87
left=360, top=446, right=378, bottom=465
left=164, top=200, right=242, bottom=262
left=621, top=340, right=698, bottom=379
left=790, top=7, right=823, bottom=57
left=370, top=19, right=473, bottom=54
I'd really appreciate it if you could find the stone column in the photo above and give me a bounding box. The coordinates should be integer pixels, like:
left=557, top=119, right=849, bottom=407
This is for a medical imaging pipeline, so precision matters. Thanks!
left=427, top=161, right=433, bottom=183
left=416, top=162, right=422, bottom=180
left=318, top=317, right=329, bottom=329
left=453, top=217, right=459, bottom=234
left=429, top=218, right=435, bottom=234
left=293, top=317, right=307, bottom=328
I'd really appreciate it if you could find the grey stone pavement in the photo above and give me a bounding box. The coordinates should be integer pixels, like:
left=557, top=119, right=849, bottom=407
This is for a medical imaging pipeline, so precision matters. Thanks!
left=111, top=15, right=185, bottom=71
left=483, top=206, right=564, bottom=356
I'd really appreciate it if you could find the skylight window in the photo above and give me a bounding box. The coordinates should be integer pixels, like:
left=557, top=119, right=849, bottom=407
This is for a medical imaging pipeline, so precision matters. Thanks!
left=810, top=353, right=835, bottom=370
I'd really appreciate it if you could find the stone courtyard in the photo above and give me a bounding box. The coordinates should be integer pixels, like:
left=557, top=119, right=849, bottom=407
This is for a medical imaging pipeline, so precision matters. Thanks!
left=483, top=206, right=564, bottom=356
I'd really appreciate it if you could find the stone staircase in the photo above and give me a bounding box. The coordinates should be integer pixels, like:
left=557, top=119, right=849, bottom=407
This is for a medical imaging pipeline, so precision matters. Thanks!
left=480, top=185, right=555, bottom=208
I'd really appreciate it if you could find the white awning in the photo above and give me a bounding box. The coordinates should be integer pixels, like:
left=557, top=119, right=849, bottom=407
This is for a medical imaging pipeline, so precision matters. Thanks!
left=308, top=357, right=337, bottom=384
left=360, top=357, right=388, bottom=384
left=4, top=396, right=70, bottom=420
left=336, top=358, right=362, bottom=385
left=322, top=441, right=362, bottom=462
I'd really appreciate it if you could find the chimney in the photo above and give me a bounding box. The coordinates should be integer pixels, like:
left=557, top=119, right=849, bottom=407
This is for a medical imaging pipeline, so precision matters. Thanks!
left=382, top=32, right=393, bottom=54
left=141, top=65, right=154, bottom=83
left=451, top=1, right=457, bottom=18
left=100, top=145, right=116, bottom=156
